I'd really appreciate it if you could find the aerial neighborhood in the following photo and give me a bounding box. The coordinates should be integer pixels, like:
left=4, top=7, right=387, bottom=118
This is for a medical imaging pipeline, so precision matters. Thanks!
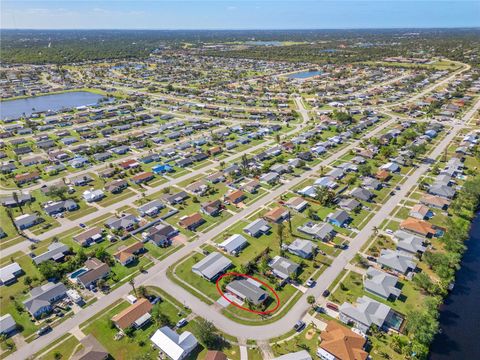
left=0, top=26, right=480, bottom=360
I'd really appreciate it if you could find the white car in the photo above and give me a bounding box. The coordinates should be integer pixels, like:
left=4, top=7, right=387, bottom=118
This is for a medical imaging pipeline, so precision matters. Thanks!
left=385, top=229, right=393, bottom=235
left=176, top=318, right=187, bottom=328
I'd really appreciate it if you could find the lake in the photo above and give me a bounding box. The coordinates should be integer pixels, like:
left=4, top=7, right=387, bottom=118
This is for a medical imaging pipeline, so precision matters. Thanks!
left=245, top=41, right=282, bottom=46
left=287, top=70, right=323, bottom=79
left=0, top=91, right=106, bottom=120
left=429, top=211, right=480, bottom=359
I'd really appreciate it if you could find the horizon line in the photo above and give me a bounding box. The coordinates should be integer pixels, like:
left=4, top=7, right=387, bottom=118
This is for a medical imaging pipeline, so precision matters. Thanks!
left=2, top=26, right=480, bottom=31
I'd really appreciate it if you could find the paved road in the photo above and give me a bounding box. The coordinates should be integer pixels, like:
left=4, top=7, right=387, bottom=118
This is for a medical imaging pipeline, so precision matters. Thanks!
left=7, top=77, right=477, bottom=359
left=7, top=99, right=396, bottom=360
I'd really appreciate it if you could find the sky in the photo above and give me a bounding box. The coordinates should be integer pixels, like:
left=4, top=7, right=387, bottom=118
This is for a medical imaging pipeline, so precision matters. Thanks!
left=1, top=0, right=479, bottom=30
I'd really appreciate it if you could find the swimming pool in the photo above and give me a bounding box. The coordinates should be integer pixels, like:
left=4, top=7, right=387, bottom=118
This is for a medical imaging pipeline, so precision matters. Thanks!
left=70, top=268, right=87, bottom=279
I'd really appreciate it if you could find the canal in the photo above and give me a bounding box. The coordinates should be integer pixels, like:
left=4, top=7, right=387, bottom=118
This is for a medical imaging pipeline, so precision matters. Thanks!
left=429, top=211, right=480, bottom=359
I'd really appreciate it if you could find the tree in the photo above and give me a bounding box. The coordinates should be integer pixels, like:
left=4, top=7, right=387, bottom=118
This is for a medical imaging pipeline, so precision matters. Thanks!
left=46, top=185, right=69, bottom=201
left=194, top=319, right=222, bottom=350
left=307, top=295, right=316, bottom=306
left=138, top=285, right=148, bottom=298
left=277, top=222, right=285, bottom=249
left=12, top=192, right=22, bottom=213
left=129, top=279, right=137, bottom=296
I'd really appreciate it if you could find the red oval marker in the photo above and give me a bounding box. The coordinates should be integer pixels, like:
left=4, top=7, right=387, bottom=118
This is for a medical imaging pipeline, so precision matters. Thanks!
left=215, top=272, right=281, bottom=315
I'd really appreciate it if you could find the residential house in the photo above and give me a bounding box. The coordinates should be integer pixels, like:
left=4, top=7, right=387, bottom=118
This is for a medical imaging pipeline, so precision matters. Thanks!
left=224, top=190, right=246, bottom=205
left=0, top=262, right=23, bottom=285
left=192, top=252, right=232, bottom=281
left=273, top=351, right=312, bottom=360
left=114, top=242, right=144, bottom=266
left=260, top=172, right=280, bottom=185
left=145, top=224, right=178, bottom=247
left=82, top=189, right=104, bottom=203
left=297, top=221, right=335, bottom=242
left=185, top=180, right=208, bottom=196
left=14, top=213, right=39, bottom=230
left=77, top=258, right=110, bottom=289
left=285, top=197, right=308, bottom=212
left=364, top=267, right=401, bottom=300
left=150, top=326, right=198, bottom=360
left=218, top=234, right=248, bottom=255
left=23, top=282, right=67, bottom=318
left=163, top=191, right=189, bottom=205
left=243, top=219, right=271, bottom=237
left=269, top=256, right=299, bottom=280
left=132, top=172, right=154, bottom=184
left=409, top=204, right=432, bottom=220
left=327, top=210, right=351, bottom=227
left=339, top=296, right=402, bottom=334
left=105, top=214, right=138, bottom=232
left=226, top=279, right=268, bottom=305
left=178, top=213, right=205, bottom=231
left=338, top=198, right=361, bottom=212
left=105, top=179, right=128, bottom=194
left=138, top=200, right=165, bottom=217
left=43, top=200, right=78, bottom=216
left=420, top=194, right=450, bottom=210
left=243, top=179, right=260, bottom=194
left=73, top=227, right=104, bottom=247
left=377, top=249, right=417, bottom=274
left=32, top=242, right=69, bottom=265
left=428, top=184, right=456, bottom=199
left=393, top=230, right=427, bottom=255
left=400, top=217, right=437, bottom=238
left=0, top=314, right=17, bottom=335
left=112, top=298, right=153, bottom=330
left=350, top=188, right=373, bottom=202
left=317, top=321, right=368, bottom=360
left=201, top=200, right=223, bottom=217
left=287, top=239, right=317, bottom=259
left=70, top=334, right=109, bottom=360
left=264, top=206, right=289, bottom=223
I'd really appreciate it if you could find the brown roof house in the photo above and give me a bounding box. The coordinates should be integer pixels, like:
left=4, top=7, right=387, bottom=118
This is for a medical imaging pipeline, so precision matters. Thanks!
left=71, top=334, right=109, bottom=360
left=224, top=189, right=246, bottom=205
left=201, top=200, right=223, bottom=216
left=420, top=194, right=450, bottom=210
left=179, top=213, right=206, bottom=231
left=77, top=258, right=110, bottom=289
left=264, top=206, right=290, bottom=223
left=204, top=351, right=228, bottom=360
left=131, top=171, right=154, bottom=184
left=318, top=321, right=368, bottom=360
left=114, top=242, right=144, bottom=266
left=111, top=298, right=153, bottom=331
left=400, top=217, right=437, bottom=238
left=73, top=227, right=104, bottom=247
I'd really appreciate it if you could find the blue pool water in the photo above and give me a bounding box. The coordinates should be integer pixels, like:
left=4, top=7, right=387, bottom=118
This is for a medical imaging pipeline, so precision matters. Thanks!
left=70, top=268, right=88, bottom=279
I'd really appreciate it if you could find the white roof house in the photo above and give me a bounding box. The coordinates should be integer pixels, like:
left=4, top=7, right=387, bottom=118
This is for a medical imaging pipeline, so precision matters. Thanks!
left=0, top=314, right=16, bottom=335
left=0, top=262, right=23, bottom=285
left=150, top=326, right=198, bottom=360
left=218, top=234, right=248, bottom=254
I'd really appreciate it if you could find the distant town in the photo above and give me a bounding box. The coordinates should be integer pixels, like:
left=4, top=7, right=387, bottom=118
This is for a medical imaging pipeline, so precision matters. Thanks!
left=1, top=28, right=480, bottom=360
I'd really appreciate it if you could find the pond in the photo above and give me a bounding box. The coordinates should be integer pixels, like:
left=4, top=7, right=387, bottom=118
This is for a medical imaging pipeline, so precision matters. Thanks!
left=287, top=70, right=323, bottom=79
left=0, top=91, right=106, bottom=120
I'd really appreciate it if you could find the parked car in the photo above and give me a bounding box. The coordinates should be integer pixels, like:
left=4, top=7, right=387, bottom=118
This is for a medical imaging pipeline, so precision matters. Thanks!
left=37, top=326, right=52, bottom=336
left=305, top=279, right=315, bottom=287
left=79, top=223, right=86, bottom=228
left=322, top=289, right=330, bottom=297
left=294, top=320, right=306, bottom=332
left=176, top=318, right=188, bottom=328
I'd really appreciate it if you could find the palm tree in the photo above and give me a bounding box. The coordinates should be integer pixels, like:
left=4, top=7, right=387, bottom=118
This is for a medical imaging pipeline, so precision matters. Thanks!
left=373, top=226, right=379, bottom=236
left=12, top=192, right=22, bottom=214
left=129, top=279, right=137, bottom=296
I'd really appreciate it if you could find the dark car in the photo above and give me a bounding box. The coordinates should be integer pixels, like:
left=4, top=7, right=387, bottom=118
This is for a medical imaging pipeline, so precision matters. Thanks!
left=294, top=320, right=306, bottom=332
left=37, top=326, right=52, bottom=336
left=322, top=289, right=330, bottom=297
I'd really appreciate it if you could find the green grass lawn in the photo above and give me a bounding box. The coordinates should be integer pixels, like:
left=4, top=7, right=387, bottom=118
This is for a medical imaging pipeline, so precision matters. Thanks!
left=0, top=254, right=44, bottom=337
left=271, top=324, right=319, bottom=358
left=36, top=334, right=80, bottom=360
